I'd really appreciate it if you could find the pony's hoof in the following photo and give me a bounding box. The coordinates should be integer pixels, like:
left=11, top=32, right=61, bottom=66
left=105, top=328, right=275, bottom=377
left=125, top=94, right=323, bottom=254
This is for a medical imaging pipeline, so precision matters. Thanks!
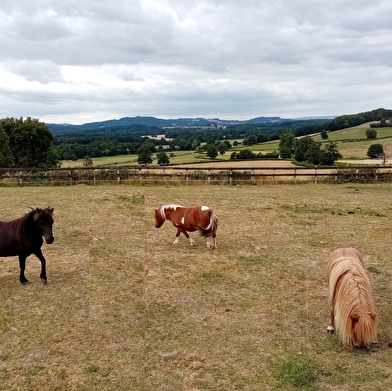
left=327, top=326, right=335, bottom=334
left=41, top=278, right=48, bottom=284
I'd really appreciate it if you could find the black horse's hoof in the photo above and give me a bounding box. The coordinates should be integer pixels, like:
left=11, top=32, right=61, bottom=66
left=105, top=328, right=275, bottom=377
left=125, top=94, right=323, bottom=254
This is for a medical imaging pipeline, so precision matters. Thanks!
left=21, top=280, right=30, bottom=285
left=327, top=327, right=335, bottom=335
left=41, top=278, right=48, bottom=284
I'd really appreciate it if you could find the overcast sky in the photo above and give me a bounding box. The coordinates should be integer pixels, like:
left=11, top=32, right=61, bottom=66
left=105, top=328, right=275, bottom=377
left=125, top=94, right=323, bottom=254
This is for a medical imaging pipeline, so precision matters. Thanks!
left=1, top=0, right=391, bottom=125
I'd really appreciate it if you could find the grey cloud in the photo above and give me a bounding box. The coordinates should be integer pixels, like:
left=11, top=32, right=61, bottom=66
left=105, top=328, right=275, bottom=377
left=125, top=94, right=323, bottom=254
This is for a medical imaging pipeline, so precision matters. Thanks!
left=5, top=60, right=64, bottom=83
left=0, top=0, right=391, bottom=123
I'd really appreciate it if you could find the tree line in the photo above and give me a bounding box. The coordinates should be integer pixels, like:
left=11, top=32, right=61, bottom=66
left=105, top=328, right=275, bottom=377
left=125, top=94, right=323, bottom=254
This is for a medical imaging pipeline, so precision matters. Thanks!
left=0, top=108, right=391, bottom=168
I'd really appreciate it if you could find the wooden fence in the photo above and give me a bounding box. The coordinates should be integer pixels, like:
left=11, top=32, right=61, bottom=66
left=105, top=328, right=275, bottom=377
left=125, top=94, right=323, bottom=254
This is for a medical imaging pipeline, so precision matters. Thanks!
left=0, top=165, right=391, bottom=186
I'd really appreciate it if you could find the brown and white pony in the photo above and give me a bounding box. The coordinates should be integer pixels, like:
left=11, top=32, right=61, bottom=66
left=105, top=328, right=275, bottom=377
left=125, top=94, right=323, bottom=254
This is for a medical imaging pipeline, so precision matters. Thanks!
left=326, top=247, right=377, bottom=348
left=155, top=205, right=218, bottom=249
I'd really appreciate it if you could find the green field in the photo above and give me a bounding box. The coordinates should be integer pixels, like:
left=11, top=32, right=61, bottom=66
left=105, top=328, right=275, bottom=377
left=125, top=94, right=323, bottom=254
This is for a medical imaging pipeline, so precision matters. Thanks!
left=60, top=123, right=392, bottom=168
left=1, top=183, right=392, bottom=390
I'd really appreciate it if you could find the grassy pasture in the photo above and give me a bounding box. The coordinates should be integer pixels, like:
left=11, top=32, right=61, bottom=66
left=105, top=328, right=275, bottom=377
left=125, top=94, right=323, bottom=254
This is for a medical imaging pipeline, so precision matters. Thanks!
left=1, top=183, right=392, bottom=390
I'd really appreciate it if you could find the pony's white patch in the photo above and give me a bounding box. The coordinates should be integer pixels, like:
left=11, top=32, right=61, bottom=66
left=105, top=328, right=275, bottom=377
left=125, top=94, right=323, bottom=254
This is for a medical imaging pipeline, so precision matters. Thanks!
left=206, top=236, right=217, bottom=249
left=327, top=326, right=335, bottom=334
left=181, top=216, right=185, bottom=225
left=201, top=206, right=209, bottom=211
left=173, top=237, right=180, bottom=245
left=189, top=238, right=195, bottom=246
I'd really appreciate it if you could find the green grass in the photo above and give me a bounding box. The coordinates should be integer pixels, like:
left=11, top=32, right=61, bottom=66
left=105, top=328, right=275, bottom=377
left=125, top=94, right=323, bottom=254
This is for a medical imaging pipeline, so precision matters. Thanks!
left=1, top=183, right=392, bottom=389
left=274, top=355, right=321, bottom=390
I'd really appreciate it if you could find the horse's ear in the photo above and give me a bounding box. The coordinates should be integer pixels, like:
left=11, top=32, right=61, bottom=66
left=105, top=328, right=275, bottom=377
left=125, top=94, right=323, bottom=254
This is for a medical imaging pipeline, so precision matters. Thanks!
left=32, top=208, right=42, bottom=221
left=48, top=208, right=54, bottom=215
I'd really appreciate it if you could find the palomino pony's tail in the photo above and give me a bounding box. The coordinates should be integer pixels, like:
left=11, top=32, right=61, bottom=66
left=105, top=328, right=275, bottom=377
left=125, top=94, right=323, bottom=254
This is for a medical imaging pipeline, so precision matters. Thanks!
left=199, top=210, right=218, bottom=237
left=328, top=255, right=377, bottom=347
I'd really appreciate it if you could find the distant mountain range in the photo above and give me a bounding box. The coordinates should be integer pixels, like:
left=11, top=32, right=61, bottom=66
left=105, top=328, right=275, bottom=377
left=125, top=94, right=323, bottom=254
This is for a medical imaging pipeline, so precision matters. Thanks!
left=46, top=115, right=336, bottom=133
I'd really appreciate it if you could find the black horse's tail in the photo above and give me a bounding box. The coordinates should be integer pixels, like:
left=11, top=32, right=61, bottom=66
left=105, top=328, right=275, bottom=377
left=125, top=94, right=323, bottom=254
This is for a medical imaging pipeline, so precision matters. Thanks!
left=199, top=210, right=218, bottom=237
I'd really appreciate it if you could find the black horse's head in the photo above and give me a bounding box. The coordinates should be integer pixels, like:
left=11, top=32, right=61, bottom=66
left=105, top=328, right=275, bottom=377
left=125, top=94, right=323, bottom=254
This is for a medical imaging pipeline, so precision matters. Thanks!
left=33, top=208, right=55, bottom=244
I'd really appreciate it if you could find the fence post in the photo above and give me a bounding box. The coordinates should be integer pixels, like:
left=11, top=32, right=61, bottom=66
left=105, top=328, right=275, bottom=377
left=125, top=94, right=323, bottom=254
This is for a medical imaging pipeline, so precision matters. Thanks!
left=93, top=170, right=96, bottom=185
left=186, top=168, right=189, bottom=185
left=230, top=170, right=233, bottom=186
left=163, top=168, right=166, bottom=184
left=208, top=169, right=211, bottom=185
left=273, top=169, right=276, bottom=185
left=314, top=167, right=318, bottom=184
left=294, top=168, right=297, bottom=184
left=19, top=171, right=23, bottom=186
left=139, top=167, right=143, bottom=183
left=335, top=168, right=338, bottom=182
left=117, top=170, right=120, bottom=184
left=69, top=170, right=72, bottom=185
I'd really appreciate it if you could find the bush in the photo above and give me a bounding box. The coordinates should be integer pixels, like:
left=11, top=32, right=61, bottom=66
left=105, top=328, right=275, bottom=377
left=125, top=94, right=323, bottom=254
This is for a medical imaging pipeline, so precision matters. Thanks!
left=365, top=128, right=377, bottom=139
left=367, top=144, right=384, bottom=158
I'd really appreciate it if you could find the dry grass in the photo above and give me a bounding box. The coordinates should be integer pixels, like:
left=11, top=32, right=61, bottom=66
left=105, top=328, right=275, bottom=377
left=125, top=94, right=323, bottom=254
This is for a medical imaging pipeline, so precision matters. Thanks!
left=0, top=183, right=392, bottom=390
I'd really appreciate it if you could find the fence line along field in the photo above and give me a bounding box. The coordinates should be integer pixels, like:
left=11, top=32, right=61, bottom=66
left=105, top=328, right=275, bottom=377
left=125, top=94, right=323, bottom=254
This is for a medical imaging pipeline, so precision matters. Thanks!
left=0, top=183, right=391, bottom=390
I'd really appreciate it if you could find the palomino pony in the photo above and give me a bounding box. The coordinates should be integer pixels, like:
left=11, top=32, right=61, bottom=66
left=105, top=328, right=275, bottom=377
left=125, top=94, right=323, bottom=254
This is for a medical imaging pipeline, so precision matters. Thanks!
left=155, top=205, right=218, bottom=249
left=0, top=208, right=54, bottom=284
left=326, top=247, right=377, bottom=348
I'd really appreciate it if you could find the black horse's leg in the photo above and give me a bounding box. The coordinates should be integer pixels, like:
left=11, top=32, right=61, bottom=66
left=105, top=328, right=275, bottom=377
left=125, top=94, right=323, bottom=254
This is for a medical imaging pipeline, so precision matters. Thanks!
left=33, top=249, right=47, bottom=284
left=18, top=255, right=29, bottom=284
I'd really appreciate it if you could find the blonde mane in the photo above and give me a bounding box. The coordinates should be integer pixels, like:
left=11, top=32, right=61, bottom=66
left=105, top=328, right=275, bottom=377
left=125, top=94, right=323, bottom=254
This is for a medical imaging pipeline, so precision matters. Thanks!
left=327, top=249, right=377, bottom=348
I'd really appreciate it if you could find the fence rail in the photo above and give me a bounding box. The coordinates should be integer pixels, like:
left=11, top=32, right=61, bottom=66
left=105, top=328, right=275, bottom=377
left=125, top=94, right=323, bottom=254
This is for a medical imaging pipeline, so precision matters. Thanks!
left=0, top=165, right=391, bottom=186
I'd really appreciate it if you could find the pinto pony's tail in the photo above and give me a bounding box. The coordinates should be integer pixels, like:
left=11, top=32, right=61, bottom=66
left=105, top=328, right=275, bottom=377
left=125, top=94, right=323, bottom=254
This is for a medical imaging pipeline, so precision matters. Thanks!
left=199, top=210, right=218, bottom=238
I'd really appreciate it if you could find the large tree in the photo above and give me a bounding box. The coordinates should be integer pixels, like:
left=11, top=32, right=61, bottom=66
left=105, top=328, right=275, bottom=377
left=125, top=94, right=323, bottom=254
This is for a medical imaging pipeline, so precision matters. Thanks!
left=206, top=144, right=218, bottom=160
left=0, top=124, right=14, bottom=167
left=0, top=117, right=58, bottom=167
left=137, top=144, right=153, bottom=165
left=156, top=151, right=170, bottom=165
left=279, top=132, right=295, bottom=159
left=294, top=137, right=341, bottom=165
left=319, top=141, right=342, bottom=165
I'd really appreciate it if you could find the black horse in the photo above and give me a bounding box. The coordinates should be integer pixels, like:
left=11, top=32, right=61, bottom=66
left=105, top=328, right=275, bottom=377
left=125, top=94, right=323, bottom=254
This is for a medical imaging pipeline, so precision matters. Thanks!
left=0, top=208, right=54, bottom=284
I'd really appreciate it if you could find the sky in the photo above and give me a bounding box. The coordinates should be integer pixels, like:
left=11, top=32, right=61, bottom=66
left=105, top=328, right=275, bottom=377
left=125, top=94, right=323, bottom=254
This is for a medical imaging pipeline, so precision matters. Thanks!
left=1, top=0, right=391, bottom=125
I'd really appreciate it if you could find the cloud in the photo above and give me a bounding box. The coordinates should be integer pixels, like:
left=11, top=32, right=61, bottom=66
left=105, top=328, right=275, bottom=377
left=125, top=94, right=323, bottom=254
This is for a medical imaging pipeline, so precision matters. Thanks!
left=0, top=0, right=391, bottom=124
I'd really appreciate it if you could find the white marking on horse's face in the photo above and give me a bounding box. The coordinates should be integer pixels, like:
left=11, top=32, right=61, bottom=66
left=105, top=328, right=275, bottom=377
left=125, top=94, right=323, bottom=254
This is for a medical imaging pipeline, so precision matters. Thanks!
left=181, top=216, right=185, bottom=225
left=201, top=206, right=209, bottom=211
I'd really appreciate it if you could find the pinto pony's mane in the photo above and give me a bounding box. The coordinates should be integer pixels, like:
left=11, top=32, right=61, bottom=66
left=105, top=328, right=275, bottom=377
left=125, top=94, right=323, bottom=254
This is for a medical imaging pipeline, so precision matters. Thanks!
left=159, top=204, right=183, bottom=221
left=327, top=253, right=377, bottom=348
